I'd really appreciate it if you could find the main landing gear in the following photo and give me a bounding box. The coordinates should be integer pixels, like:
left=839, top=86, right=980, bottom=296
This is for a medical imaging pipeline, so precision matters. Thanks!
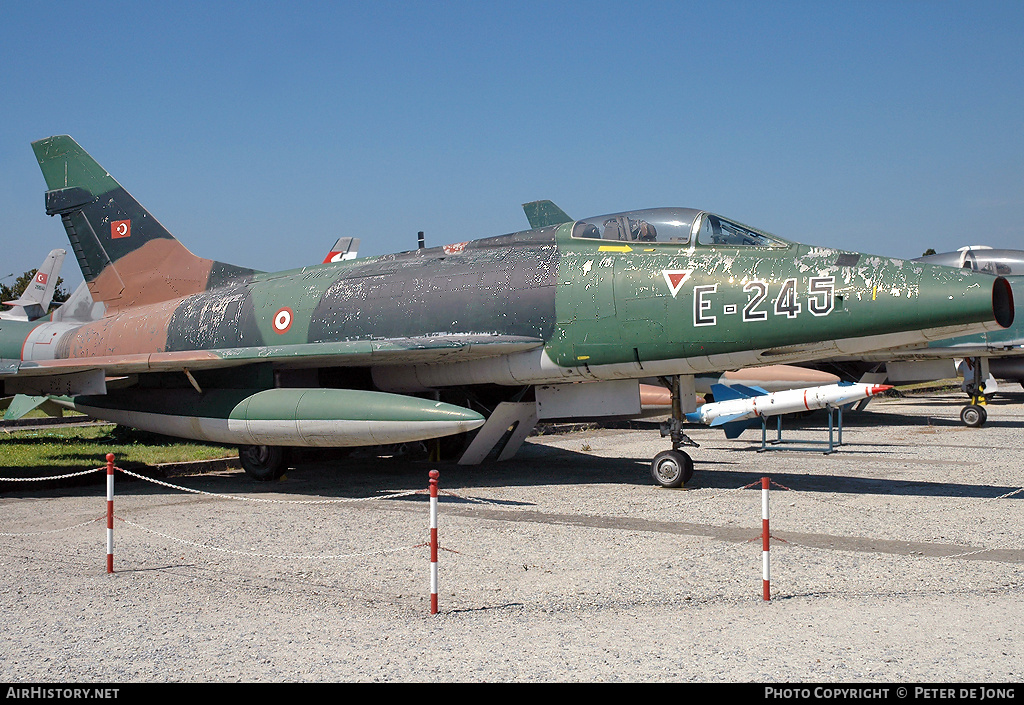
left=238, top=445, right=287, bottom=481
left=652, top=375, right=699, bottom=488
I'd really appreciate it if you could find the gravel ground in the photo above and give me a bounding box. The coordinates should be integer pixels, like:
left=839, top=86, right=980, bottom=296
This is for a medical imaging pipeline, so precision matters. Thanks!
left=1, top=390, right=1022, bottom=683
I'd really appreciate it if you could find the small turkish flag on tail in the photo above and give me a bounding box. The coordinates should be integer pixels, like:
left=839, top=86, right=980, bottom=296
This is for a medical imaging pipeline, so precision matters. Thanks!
left=111, top=220, right=131, bottom=239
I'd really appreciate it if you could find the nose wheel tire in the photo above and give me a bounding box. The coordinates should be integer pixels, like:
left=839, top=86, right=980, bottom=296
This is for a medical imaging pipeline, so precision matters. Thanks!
left=960, top=404, right=987, bottom=428
left=238, top=445, right=287, bottom=481
left=651, top=449, right=694, bottom=488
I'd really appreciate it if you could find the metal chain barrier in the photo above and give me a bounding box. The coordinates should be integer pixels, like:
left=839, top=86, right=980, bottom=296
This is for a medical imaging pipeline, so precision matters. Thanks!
left=106, top=466, right=433, bottom=564
left=762, top=473, right=1024, bottom=557
left=0, top=516, right=104, bottom=537
left=1, top=465, right=108, bottom=537
left=116, top=466, right=421, bottom=503
left=3, top=459, right=432, bottom=565
left=4, top=450, right=1021, bottom=609
left=2, top=455, right=446, bottom=612
left=114, top=514, right=422, bottom=561
left=0, top=467, right=103, bottom=482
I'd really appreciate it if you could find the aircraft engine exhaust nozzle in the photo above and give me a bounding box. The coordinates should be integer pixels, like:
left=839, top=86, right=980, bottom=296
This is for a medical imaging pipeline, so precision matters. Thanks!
left=61, top=388, right=485, bottom=447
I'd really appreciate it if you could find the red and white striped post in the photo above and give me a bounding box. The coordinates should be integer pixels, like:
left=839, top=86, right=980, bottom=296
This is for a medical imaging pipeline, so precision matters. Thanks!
left=761, top=476, right=770, bottom=601
left=106, top=453, right=115, bottom=574
left=429, top=469, right=439, bottom=614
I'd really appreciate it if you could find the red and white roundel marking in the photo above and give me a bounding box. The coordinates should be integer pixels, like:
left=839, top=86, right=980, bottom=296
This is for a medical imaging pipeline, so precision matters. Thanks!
left=272, top=307, right=294, bottom=334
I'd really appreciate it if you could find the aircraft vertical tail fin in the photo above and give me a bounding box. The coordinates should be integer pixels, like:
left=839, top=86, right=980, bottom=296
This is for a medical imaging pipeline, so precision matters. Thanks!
left=522, top=200, right=573, bottom=229
left=323, top=237, right=360, bottom=263
left=31, top=135, right=256, bottom=313
left=0, top=248, right=66, bottom=321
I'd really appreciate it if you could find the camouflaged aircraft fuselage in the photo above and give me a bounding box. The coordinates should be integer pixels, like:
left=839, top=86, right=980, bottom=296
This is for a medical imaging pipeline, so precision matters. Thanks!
left=0, top=136, right=1014, bottom=466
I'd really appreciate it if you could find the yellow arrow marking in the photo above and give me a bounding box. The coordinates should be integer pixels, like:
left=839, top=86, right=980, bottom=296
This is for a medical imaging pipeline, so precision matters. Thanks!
left=598, top=244, right=632, bottom=252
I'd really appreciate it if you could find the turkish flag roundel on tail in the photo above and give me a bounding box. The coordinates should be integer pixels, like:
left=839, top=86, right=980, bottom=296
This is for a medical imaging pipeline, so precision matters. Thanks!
left=111, top=219, right=131, bottom=239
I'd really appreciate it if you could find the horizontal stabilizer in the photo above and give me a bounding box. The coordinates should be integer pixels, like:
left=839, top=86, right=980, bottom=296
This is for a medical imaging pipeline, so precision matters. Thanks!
left=2, top=394, right=58, bottom=421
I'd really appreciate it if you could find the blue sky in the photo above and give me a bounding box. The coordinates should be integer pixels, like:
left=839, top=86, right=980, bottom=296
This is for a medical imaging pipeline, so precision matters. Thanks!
left=2, top=1, right=1023, bottom=292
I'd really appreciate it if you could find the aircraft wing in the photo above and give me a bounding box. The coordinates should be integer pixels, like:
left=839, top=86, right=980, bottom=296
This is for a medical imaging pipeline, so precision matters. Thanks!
left=2, top=334, right=545, bottom=378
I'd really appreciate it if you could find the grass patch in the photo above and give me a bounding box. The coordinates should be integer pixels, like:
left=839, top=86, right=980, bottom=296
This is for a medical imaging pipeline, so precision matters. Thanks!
left=0, top=423, right=237, bottom=476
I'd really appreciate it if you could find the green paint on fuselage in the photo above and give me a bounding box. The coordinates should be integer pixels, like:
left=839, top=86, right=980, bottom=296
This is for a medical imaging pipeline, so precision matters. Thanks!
left=549, top=225, right=999, bottom=368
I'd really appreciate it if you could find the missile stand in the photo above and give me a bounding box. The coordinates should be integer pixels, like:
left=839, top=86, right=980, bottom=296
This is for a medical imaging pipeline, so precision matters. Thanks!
left=652, top=375, right=699, bottom=488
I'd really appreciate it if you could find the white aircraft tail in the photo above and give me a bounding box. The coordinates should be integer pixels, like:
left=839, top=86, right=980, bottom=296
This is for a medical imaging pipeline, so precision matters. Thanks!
left=1, top=248, right=66, bottom=321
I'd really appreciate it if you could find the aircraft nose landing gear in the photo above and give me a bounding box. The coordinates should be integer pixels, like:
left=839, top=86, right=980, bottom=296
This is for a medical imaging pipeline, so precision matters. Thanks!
left=652, top=375, right=699, bottom=488
left=960, top=356, right=989, bottom=427
left=960, top=403, right=987, bottom=428
left=651, top=448, right=694, bottom=488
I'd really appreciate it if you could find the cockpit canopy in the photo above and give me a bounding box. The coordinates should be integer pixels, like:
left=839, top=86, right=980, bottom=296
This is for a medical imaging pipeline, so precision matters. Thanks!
left=570, top=207, right=785, bottom=247
left=915, top=247, right=1024, bottom=277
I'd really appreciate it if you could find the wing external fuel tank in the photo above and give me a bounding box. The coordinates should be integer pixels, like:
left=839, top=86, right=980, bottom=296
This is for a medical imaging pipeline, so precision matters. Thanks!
left=0, top=135, right=1014, bottom=483
left=61, top=388, right=485, bottom=448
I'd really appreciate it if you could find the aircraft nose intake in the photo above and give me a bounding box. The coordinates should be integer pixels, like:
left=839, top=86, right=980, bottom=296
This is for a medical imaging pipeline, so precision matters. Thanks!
left=993, top=276, right=1014, bottom=328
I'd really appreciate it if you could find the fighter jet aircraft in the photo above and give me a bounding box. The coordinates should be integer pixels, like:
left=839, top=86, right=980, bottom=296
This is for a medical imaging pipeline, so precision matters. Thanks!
left=0, top=248, right=66, bottom=321
left=0, top=136, right=1013, bottom=488
left=0, top=248, right=70, bottom=420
